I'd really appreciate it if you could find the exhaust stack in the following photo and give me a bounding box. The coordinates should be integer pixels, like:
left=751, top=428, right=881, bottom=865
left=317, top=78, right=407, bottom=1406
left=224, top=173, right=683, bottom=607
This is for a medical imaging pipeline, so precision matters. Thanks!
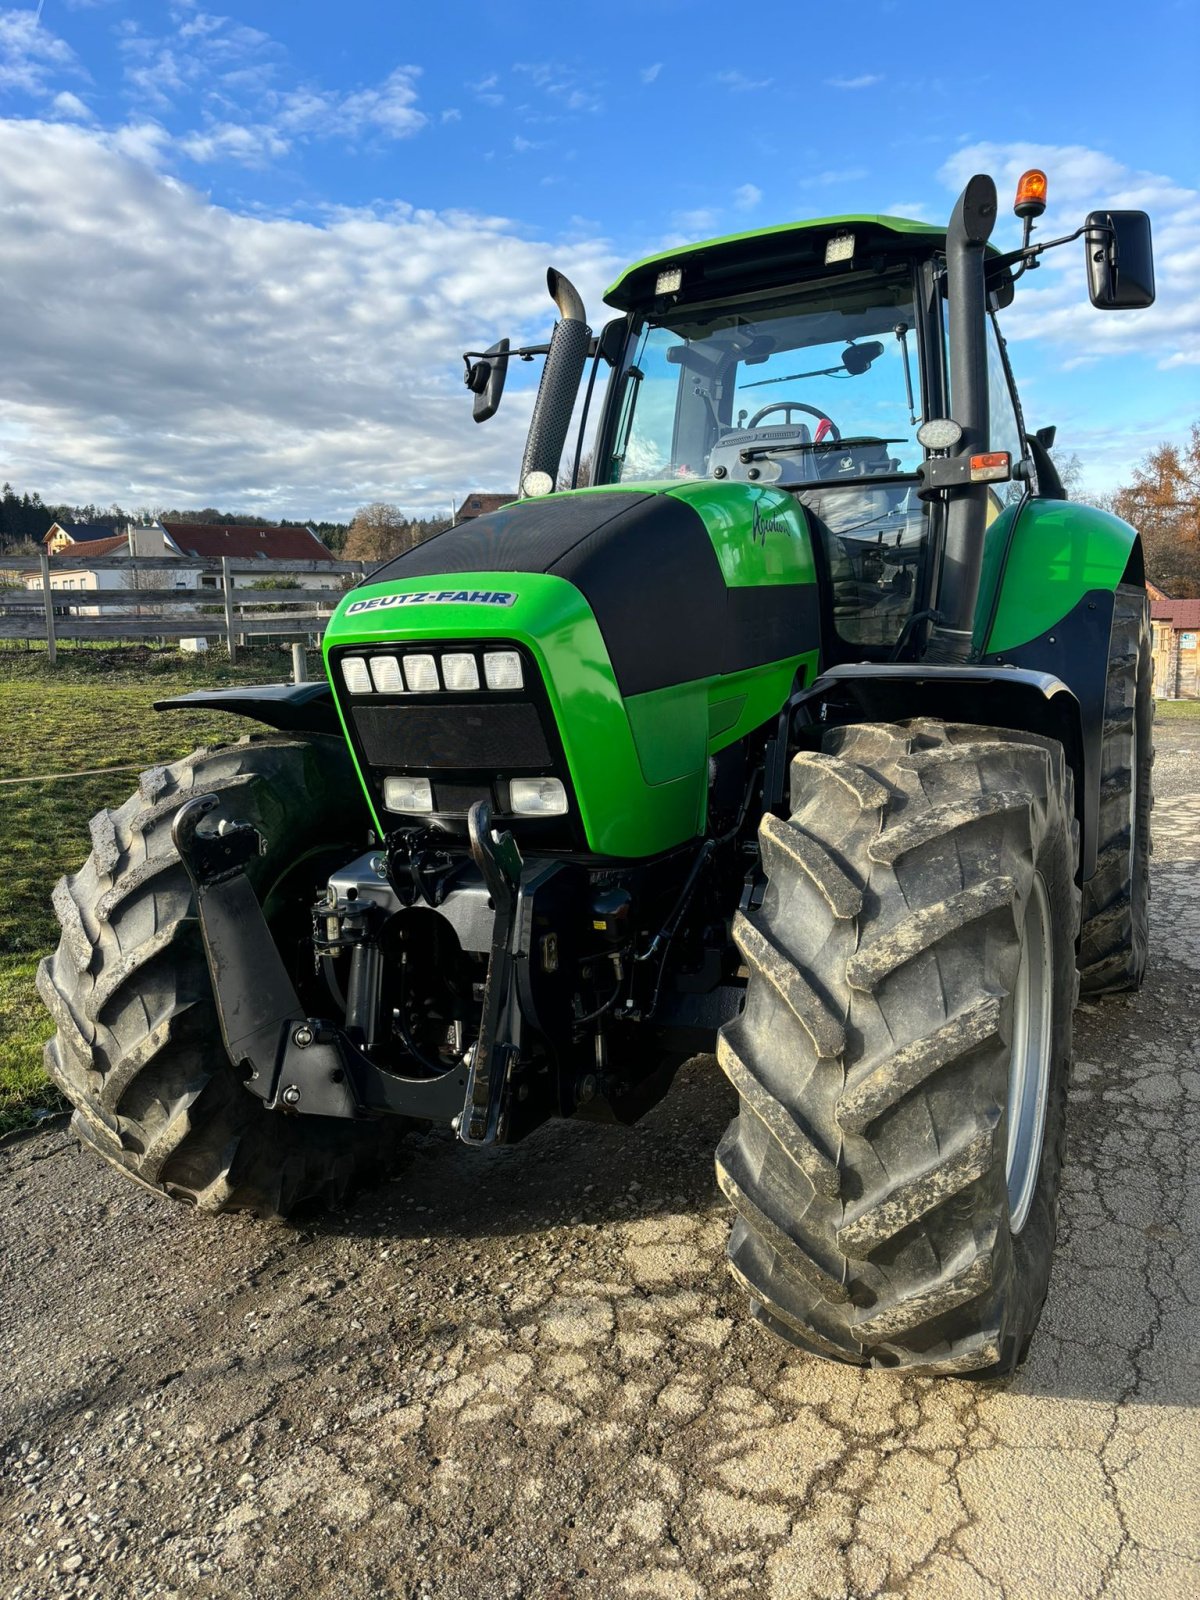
left=929, top=173, right=997, bottom=659
left=519, top=269, right=590, bottom=496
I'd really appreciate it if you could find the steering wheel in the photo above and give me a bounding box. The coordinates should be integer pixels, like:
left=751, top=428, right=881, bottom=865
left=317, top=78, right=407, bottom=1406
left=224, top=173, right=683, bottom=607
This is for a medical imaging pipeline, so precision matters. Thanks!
left=747, top=400, right=840, bottom=439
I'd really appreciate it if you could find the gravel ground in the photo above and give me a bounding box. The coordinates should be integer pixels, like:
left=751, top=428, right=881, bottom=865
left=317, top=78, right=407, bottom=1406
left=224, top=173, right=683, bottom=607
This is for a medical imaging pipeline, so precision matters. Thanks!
left=2, top=723, right=1198, bottom=1600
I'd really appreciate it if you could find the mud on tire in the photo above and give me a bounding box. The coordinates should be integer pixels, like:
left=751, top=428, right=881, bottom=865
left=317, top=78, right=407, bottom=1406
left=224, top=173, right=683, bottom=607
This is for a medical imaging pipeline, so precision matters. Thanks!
left=38, top=734, right=403, bottom=1217
left=716, top=719, right=1079, bottom=1375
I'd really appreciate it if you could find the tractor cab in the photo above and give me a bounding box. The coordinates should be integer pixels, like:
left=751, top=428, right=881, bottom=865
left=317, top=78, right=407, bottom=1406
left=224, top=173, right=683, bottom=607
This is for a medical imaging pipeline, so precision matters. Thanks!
left=596, top=229, right=938, bottom=649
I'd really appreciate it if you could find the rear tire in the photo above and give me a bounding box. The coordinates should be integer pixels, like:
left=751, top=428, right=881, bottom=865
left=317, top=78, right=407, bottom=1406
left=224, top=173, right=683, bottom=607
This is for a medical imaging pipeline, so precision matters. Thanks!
left=716, top=720, right=1079, bottom=1375
left=1078, top=584, right=1154, bottom=993
left=38, top=734, right=402, bottom=1217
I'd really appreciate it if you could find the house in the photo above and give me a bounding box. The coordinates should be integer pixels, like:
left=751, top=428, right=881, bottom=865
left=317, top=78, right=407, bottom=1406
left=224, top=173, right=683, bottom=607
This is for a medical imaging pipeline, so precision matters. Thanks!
left=455, top=493, right=514, bottom=522
left=1151, top=597, right=1200, bottom=700
left=161, top=523, right=335, bottom=593
left=43, top=519, right=123, bottom=555
left=27, top=521, right=338, bottom=616
left=1146, top=579, right=1173, bottom=604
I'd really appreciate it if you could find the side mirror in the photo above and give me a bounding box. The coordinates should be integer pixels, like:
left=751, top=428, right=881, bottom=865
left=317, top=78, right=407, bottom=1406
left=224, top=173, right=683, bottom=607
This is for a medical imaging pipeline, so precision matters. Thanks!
left=464, top=338, right=510, bottom=423
left=597, top=318, right=626, bottom=367
left=1085, top=210, right=1155, bottom=310
left=842, top=340, right=885, bottom=376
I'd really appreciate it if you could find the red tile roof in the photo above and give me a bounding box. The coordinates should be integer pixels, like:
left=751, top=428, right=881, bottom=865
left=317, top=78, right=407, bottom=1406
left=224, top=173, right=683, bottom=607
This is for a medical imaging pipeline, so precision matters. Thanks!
left=50, top=533, right=128, bottom=560
left=1151, top=598, right=1200, bottom=629
left=162, top=522, right=335, bottom=561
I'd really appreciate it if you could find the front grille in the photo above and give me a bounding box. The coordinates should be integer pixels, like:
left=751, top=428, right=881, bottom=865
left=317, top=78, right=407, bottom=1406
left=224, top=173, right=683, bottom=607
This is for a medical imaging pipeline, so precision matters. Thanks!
left=330, top=640, right=579, bottom=844
left=351, top=701, right=551, bottom=770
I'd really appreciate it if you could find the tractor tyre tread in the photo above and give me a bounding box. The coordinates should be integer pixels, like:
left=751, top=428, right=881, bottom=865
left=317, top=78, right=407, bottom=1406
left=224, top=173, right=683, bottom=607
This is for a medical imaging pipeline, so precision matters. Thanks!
left=716, top=719, right=1078, bottom=1375
left=38, top=734, right=400, bottom=1217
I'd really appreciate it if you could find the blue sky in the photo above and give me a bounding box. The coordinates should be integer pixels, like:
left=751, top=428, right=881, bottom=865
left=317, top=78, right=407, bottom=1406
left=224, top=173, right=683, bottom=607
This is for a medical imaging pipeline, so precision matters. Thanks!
left=0, top=0, right=1196, bottom=519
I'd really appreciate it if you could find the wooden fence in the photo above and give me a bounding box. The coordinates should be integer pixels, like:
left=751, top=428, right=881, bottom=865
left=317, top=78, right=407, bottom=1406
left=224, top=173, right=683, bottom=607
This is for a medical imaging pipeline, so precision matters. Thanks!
left=0, top=552, right=367, bottom=664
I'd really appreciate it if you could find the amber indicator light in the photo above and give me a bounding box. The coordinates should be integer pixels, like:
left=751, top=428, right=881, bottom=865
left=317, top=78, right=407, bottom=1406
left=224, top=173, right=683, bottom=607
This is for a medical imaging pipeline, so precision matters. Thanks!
left=1014, top=169, right=1048, bottom=219
left=970, top=451, right=1011, bottom=481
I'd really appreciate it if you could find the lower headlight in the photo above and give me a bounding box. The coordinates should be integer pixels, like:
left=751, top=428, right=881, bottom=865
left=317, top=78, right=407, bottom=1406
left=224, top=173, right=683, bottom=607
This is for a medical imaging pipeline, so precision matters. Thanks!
left=383, top=775, right=434, bottom=813
left=509, top=776, right=568, bottom=816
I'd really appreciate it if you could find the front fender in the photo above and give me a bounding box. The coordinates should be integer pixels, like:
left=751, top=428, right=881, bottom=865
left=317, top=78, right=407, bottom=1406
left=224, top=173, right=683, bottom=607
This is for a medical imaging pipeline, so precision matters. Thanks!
left=153, top=681, right=341, bottom=736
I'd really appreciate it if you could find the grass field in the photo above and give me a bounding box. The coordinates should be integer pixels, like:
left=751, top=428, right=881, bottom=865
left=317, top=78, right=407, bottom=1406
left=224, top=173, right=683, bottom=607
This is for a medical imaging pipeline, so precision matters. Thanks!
left=1156, top=698, right=1200, bottom=718
left=0, top=644, right=324, bottom=1135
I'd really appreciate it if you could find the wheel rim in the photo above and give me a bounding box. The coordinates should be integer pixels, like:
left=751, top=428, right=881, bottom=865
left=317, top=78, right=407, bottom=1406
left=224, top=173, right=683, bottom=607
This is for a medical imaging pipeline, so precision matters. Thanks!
left=1006, top=872, right=1053, bottom=1235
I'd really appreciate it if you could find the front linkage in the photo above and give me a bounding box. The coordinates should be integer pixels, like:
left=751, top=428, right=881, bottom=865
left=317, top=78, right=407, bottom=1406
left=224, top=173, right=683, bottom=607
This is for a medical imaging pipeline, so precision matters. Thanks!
left=171, top=793, right=543, bottom=1142
left=172, top=792, right=741, bottom=1146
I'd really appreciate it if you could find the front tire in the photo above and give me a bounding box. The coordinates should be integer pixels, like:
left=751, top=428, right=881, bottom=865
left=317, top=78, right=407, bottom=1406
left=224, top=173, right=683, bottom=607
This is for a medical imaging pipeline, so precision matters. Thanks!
left=716, top=720, right=1079, bottom=1375
left=38, top=734, right=402, bottom=1217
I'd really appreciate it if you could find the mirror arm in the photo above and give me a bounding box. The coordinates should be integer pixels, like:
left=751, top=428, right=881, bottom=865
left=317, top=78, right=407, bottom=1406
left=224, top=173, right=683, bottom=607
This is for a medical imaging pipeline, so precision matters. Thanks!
left=986, top=220, right=1114, bottom=289
left=462, top=334, right=602, bottom=367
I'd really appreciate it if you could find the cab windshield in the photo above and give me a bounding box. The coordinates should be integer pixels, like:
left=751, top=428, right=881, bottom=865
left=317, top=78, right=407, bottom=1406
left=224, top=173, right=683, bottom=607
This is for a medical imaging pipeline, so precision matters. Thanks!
left=607, top=268, right=922, bottom=488
left=605, top=267, right=930, bottom=651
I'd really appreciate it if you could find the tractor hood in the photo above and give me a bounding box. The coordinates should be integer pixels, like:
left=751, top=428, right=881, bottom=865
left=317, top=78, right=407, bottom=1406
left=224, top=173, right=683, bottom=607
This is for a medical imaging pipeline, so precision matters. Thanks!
left=322, top=483, right=820, bottom=857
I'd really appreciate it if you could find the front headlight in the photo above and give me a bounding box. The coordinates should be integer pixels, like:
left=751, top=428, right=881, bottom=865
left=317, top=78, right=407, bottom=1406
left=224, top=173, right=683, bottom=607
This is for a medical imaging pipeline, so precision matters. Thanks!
left=509, top=777, right=568, bottom=816
left=383, top=776, right=434, bottom=813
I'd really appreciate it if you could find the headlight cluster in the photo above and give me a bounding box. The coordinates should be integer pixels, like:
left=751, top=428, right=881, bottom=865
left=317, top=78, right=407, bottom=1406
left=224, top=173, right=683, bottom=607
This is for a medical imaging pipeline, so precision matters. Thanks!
left=383, top=774, right=567, bottom=817
left=341, top=649, right=523, bottom=695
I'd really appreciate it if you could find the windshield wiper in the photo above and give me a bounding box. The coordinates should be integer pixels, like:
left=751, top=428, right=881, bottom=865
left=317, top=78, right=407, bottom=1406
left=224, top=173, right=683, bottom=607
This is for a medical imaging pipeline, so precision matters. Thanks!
left=738, top=435, right=905, bottom=463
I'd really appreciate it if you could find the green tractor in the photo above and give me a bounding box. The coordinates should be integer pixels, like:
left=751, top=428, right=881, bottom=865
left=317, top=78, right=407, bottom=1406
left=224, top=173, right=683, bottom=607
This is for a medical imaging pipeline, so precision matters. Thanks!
left=40, top=169, right=1156, bottom=1375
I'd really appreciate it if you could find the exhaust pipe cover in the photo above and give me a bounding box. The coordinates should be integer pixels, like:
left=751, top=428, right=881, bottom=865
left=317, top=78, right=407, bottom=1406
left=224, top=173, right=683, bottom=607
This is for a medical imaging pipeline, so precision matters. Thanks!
left=519, top=269, right=590, bottom=496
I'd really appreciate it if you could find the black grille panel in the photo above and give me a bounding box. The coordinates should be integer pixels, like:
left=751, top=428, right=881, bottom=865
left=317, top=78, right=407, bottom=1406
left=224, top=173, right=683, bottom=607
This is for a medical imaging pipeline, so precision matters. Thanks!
left=433, top=780, right=493, bottom=813
left=351, top=701, right=551, bottom=770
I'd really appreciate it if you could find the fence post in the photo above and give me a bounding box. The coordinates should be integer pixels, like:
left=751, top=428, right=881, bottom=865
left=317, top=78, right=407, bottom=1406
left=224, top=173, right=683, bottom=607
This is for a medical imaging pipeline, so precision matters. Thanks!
left=39, top=549, right=57, bottom=665
left=221, top=557, right=236, bottom=664
left=291, top=642, right=307, bottom=683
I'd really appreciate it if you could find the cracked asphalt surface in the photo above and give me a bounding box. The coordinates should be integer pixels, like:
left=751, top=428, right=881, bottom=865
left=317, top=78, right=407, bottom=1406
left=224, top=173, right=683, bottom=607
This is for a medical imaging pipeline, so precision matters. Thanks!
left=2, top=721, right=1198, bottom=1600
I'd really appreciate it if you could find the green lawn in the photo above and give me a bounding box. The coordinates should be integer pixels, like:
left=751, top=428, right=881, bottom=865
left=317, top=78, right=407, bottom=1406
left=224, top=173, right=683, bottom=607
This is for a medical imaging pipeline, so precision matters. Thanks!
left=0, top=644, right=322, bottom=1134
left=1156, top=698, right=1200, bottom=718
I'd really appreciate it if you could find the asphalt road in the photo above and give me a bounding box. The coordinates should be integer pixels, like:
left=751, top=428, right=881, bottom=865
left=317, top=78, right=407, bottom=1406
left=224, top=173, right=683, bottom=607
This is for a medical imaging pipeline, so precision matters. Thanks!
left=2, top=720, right=1198, bottom=1600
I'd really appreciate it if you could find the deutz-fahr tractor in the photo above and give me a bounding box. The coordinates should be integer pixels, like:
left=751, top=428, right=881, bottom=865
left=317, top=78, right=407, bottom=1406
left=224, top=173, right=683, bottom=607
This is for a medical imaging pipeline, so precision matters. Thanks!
left=41, top=169, right=1156, bottom=1375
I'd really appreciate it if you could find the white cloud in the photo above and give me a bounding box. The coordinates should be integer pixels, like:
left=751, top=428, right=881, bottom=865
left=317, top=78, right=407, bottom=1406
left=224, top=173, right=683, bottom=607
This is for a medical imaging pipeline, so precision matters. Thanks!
left=826, top=73, right=882, bottom=90
left=0, top=118, right=620, bottom=518
left=277, top=66, right=426, bottom=142
left=671, top=207, right=718, bottom=234
left=51, top=88, right=93, bottom=121
left=467, top=72, right=503, bottom=107
left=940, top=142, right=1200, bottom=370
left=733, top=183, right=762, bottom=212
left=640, top=63, right=661, bottom=85
left=798, top=167, right=868, bottom=188
left=108, top=118, right=172, bottom=165
left=715, top=70, right=772, bottom=92
left=885, top=200, right=931, bottom=221
left=513, top=61, right=603, bottom=114
left=0, top=8, right=82, bottom=94
left=441, top=106, right=461, bottom=123
left=178, top=119, right=289, bottom=165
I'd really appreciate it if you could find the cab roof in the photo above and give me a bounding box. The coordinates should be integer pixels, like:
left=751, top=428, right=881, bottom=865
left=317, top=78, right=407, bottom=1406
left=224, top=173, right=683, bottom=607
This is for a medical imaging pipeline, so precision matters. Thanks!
left=603, top=214, right=949, bottom=312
